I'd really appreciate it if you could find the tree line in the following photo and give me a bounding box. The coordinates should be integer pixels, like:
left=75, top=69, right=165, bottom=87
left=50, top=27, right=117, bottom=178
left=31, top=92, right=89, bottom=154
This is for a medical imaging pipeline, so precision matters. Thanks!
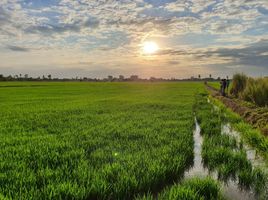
left=0, top=74, right=222, bottom=82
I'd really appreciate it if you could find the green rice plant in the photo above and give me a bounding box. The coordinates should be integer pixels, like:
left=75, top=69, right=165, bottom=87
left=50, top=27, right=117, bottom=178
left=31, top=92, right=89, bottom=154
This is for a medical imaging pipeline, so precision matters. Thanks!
left=200, top=118, right=221, bottom=137
left=196, top=93, right=268, bottom=196
left=238, top=168, right=254, bottom=190
left=209, top=97, right=268, bottom=160
left=237, top=166, right=267, bottom=193
left=0, top=82, right=203, bottom=199
left=252, top=168, right=267, bottom=195
left=158, top=178, right=224, bottom=200
left=136, top=178, right=224, bottom=200
left=134, top=193, right=154, bottom=200
left=209, top=134, right=237, bottom=149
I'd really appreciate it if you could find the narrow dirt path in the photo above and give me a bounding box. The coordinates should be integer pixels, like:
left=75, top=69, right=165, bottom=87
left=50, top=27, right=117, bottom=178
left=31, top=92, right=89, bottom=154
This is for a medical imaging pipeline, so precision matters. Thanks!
left=206, top=85, right=268, bottom=135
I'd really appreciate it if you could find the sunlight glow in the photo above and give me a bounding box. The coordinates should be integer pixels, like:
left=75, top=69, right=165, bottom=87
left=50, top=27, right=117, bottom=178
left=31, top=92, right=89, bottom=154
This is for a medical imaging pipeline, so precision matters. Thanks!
left=142, top=41, right=159, bottom=55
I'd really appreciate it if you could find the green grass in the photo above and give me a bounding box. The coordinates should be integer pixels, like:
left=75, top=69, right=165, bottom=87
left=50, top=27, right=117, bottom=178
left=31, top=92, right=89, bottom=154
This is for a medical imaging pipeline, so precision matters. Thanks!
left=207, top=82, right=221, bottom=90
left=0, top=82, right=203, bottom=199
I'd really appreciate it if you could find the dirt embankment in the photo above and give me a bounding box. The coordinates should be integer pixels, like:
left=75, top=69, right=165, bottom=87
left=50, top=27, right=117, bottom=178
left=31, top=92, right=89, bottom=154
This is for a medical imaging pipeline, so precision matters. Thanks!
left=206, top=85, right=268, bottom=135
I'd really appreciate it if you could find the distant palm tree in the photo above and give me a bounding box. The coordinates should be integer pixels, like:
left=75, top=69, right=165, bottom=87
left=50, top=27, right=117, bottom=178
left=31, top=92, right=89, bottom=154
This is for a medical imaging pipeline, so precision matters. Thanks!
left=209, top=74, right=212, bottom=78
left=48, top=74, right=52, bottom=80
left=198, top=74, right=201, bottom=79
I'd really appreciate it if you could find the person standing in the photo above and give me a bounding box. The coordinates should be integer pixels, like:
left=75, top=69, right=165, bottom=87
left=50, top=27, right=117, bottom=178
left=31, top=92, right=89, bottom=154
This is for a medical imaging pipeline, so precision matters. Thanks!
left=220, top=79, right=223, bottom=95
left=222, top=79, right=227, bottom=96
left=226, top=78, right=230, bottom=95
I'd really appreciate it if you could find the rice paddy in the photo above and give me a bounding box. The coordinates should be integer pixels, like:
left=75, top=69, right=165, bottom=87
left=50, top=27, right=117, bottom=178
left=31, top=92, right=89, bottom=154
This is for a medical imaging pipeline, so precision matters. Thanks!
left=0, top=82, right=267, bottom=199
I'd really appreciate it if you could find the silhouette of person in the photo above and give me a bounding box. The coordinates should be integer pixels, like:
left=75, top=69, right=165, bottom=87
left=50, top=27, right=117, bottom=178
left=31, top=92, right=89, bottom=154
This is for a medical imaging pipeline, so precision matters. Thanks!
left=220, top=79, right=223, bottom=94
left=222, top=79, right=227, bottom=96
left=226, top=79, right=230, bottom=94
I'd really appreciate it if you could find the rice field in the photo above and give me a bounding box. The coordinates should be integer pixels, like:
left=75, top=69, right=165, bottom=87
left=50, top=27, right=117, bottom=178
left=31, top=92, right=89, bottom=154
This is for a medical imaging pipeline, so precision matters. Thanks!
left=195, top=95, right=267, bottom=196
left=0, top=82, right=267, bottom=199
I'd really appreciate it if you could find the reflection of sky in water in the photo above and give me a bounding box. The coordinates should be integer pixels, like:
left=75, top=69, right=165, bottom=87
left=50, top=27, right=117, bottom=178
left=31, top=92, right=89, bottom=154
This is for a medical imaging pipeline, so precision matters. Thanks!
left=185, top=118, right=261, bottom=200
left=222, top=124, right=267, bottom=170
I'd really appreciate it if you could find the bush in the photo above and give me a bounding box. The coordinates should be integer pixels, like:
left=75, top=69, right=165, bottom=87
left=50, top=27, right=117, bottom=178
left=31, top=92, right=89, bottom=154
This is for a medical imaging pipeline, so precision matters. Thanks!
left=230, top=73, right=247, bottom=97
left=240, top=78, right=268, bottom=107
left=231, top=74, right=268, bottom=107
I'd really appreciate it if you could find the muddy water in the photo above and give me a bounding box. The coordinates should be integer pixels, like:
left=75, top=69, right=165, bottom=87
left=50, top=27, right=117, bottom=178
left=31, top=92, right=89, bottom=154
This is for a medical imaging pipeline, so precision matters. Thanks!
left=185, top=118, right=256, bottom=200
left=184, top=118, right=208, bottom=178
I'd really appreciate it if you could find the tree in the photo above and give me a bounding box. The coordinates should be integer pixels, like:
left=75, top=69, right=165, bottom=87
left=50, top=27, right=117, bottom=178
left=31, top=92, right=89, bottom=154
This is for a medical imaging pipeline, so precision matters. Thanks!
left=130, top=75, right=139, bottom=81
left=108, top=75, right=113, bottom=81
left=198, top=74, right=201, bottom=79
left=7, top=75, right=12, bottom=80
left=209, top=74, right=212, bottom=78
left=119, top=75, right=124, bottom=81
left=48, top=74, right=52, bottom=80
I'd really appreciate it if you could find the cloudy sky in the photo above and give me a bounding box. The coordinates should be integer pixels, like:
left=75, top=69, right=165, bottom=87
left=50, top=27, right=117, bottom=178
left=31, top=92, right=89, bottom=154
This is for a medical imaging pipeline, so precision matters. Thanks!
left=1, top=0, right=268, bottom=79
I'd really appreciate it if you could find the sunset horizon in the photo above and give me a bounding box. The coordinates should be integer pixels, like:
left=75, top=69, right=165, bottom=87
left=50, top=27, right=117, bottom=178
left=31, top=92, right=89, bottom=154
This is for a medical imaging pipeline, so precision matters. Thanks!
left=1, top=0, right=268, bottom=78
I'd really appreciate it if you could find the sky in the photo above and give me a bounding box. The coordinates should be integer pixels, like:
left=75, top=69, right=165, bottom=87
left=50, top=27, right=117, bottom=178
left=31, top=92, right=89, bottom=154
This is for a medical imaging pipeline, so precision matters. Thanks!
left=0, top=0, right=268, bottom=79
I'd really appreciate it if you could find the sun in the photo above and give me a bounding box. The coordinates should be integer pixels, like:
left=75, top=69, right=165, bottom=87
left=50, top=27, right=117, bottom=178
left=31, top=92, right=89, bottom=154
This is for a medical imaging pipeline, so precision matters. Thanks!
left=142, top=41, right=159, bottom=55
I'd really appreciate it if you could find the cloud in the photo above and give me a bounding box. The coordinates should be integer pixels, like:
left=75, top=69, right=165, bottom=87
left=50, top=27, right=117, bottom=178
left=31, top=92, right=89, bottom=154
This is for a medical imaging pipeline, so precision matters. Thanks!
left=204, top=40, right=268, bottom=67
left=0, top=7, right=10, bottom=25
left=24, top=16, right=100, bottom=36
left=155, top=39, right=268, bottom=68
left=7, top=45, right=30, bottom=52
left=209, top=39, right=268, bottom=67
left=0, top=0, right=267, bottom=78
left=167, top=60, right=180, bottom=65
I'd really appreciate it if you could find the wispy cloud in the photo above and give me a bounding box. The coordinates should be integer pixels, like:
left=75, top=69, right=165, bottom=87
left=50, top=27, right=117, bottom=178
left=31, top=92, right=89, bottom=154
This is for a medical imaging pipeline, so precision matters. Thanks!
left=0, top=0, right=267, bottom=78
left=7, top=45, right=30, bottom=52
